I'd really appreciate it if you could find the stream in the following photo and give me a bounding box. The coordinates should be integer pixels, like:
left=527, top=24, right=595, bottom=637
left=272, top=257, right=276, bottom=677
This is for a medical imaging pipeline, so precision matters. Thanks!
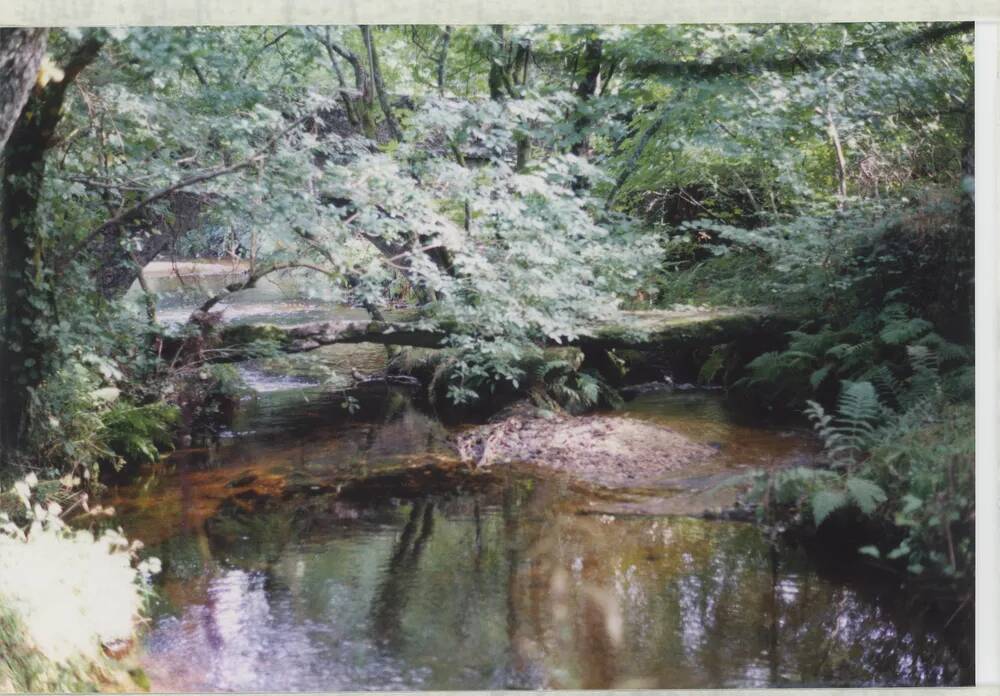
left=109, top=264, right=970, bottom=690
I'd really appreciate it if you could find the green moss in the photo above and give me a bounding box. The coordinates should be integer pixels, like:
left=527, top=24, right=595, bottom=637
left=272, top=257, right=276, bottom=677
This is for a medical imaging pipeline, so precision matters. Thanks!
left=218, top=323, right=290, bottom=349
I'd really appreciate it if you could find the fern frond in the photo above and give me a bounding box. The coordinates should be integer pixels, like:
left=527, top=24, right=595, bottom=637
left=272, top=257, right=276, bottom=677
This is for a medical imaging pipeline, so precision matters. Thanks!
left=812, top=489, right=849, bottom=526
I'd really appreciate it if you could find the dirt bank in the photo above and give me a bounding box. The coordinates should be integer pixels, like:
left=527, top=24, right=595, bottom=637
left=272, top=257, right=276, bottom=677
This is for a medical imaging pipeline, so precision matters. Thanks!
left=454, top=409, right=718, bottom=488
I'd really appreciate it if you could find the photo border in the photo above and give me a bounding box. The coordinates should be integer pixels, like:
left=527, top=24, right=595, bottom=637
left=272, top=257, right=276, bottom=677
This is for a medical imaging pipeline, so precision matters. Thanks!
left=0, top=2, right=996, bottom=693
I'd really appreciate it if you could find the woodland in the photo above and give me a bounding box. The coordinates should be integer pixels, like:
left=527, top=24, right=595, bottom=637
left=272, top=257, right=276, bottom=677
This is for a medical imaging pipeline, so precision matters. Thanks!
left=0, top=22, right=976, bottom=690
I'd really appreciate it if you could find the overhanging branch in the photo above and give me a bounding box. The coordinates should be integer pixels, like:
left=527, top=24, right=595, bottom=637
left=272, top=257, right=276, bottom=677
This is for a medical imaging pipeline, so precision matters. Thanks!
left=56, top=110, right=315, bottom=272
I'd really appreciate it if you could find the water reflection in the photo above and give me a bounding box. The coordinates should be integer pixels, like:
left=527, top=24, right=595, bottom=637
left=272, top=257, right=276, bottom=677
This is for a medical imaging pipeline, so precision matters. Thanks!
left=135, top=489, right=962, bottom=690
left=113, top=390, right=965, bottom=690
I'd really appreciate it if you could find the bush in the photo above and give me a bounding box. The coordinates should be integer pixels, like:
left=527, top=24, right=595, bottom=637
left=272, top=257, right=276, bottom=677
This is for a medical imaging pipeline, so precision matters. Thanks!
left=744, top=381, right=973, bottom=584
left=19, top=352, right=179, bottom=485
left=0, top=474, right=158, bottom=691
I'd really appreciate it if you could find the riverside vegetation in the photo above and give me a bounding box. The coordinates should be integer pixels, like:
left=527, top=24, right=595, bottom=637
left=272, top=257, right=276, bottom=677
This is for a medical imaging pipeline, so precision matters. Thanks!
left=0, top=22, right=975, bottom=689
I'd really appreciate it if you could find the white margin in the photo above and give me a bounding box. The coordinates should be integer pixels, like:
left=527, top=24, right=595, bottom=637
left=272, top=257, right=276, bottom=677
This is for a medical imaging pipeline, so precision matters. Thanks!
left=0, top=0, right=997, bottom=26
left=0, top=5, right=995, bottom=692
left=975, top=20, right=999, bottom=687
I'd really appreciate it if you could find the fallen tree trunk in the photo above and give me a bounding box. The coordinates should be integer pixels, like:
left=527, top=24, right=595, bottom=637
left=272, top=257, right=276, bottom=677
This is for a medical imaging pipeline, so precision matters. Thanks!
left=212, top=308, right=795, bottom=357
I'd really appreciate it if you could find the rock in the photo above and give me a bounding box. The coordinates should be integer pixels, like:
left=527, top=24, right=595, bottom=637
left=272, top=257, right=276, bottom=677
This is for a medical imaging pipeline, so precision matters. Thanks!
left=454, top=412, right=718, bottom=488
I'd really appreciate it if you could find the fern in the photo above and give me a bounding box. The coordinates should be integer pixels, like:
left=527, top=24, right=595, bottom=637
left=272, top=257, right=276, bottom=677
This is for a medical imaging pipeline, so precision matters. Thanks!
left=100, top=402, right=180, bottom=468
left=828, top=381, right=881, bottom=468
left=809, top=364, right=832, bottom=390
left=864, top=364, right=901, bottom=407
left=806, top=381, right=883, bottom=470
left=531, top=358, right=614, bottom=412
left=698, top=345, right=727, bottom=385
left=743, top=351, right=787, bottom=385
left=824, top=340, right=874, bottom=373
left=812, top=489, right=850, bottom=526
left=879, top=317, right=933, bottom=346
left=787, top=327, right=843, bottom=357
left=845, top=476, right=887, bottom=514
left=898, top=344, right=942, bottom=410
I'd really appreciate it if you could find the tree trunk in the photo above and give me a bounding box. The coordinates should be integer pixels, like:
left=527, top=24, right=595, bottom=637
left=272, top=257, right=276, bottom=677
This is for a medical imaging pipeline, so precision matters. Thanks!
left=91, top=190, right=208, bottom=299
left=315, top=28, right=376, bottom=139
left=0, top=29, right=46, bottom=152
left=206, top=309, right=791, bottom=360
left=0, top=35, right=102, bottom=465
left=436, top=26, right=452, bottom=94
left=488, top=26, right=510, bottom=101
left=570, top=37, right=603, bottom=157
left=1, top=94, right=49, bottom=461
left=320, top=36, right=359, bottom=126
left=485, top=26, right=530, bottom=170
left=361, top=26, right=401, bottom=140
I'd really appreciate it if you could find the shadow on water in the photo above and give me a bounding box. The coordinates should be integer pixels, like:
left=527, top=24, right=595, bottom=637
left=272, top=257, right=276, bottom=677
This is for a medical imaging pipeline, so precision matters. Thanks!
left=109, top=376, right=970, bottom=690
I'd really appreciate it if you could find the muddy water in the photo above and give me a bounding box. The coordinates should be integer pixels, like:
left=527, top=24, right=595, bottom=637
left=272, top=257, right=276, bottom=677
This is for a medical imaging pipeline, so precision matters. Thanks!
left=112, top=265, right=968, bottom=689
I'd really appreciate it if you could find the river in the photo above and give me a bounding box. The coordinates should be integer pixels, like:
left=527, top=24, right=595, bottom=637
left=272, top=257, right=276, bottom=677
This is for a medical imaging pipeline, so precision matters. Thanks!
left=107, top=263, right=970, bottom=690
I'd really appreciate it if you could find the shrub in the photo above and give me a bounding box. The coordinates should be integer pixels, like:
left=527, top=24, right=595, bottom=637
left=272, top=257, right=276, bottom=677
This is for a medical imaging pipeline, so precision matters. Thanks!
left=0, top=475, right=158, bottom=691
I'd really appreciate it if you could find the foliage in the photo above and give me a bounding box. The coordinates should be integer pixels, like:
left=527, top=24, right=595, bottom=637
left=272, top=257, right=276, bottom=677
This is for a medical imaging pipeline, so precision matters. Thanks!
left=737, top=300, right=971, bottom=409
left=0, top=23, right=976, bottom=688
left=745, top=344, right=973, bottom=582
left=18, top=350, right=179, bottom=484
left=529, top=356, right=621, bottom=413
left=99, top=402, right=180, bottom=467
left=0, top=474, right=157, bottom=691
left=0, top=24, right=972, bottom=464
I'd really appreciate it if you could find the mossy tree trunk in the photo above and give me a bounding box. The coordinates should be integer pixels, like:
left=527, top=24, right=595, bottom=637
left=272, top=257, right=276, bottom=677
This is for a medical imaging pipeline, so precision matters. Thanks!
left=0, top=36, right=103, bottom=465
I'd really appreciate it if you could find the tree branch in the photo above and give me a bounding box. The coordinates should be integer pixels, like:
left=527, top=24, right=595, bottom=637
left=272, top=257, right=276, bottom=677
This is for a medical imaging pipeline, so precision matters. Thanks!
left=195, top=261, right=331, bottom=315
left=56, top=110, right=315, bottom=272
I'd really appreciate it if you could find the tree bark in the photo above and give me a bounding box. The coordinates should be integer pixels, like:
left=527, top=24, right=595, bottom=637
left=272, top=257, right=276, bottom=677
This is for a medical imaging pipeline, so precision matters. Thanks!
left=570, top=37, right=603, bottom=157
left=0, top=28, right=47, bottom=152
left=91, top=190, right=208, bottom=299
left=488, top=26, right=513, bottom=101
left=209, top=309, right=791, bottom=360
left=314, top=28, right=377, bottom=139
left=361, top=26, right=402, bottom=140
left=819, top=106, right=848, bottom=203
left=436, top=26, right=452, bottom=94
left=1, top=35, right=103, bottom=463
left=318, top=31, right=359, bottom=126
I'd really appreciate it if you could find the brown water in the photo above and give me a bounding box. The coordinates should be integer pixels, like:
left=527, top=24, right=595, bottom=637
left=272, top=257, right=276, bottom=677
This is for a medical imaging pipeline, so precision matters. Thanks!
left=112, top=266, right=969, bottom=690
left=108, top=385, right=967, bottom=691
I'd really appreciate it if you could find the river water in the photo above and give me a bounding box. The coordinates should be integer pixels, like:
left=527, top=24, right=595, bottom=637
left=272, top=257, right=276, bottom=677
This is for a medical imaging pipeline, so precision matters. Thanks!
left=110, top=264, right=970, bottom=690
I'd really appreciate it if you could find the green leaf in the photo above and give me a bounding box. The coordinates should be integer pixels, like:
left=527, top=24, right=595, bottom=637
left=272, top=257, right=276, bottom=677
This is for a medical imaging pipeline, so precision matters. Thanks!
left=858, top=545, right=881, bottom=558
left=809, top=364, right=832, bottom=389
left=887, top=541, right=911, bottom=560
left=900, top=494, right=923, bottom=515
left=811, top=489, right=848, bottom=526
left=846, top=477, right=887, bottom=514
